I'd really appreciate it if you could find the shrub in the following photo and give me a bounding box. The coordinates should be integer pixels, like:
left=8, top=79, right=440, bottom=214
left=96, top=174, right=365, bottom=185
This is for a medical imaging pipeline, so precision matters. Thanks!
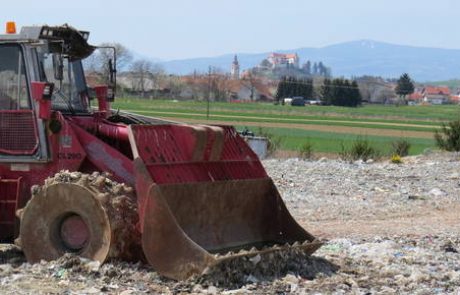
left=340, top=136, right=379, bottom=161
left=434, top=119, right=460, bottom=152
left=391, top=139, right=411, bottom=157
left=298, top=141, right=314, bottom=159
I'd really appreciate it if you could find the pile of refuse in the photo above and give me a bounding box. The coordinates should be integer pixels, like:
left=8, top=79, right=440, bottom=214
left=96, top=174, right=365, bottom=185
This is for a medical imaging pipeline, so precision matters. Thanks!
left=1, top=234, right=459, bottom=294
left=1, top=152, right=460, bottom=294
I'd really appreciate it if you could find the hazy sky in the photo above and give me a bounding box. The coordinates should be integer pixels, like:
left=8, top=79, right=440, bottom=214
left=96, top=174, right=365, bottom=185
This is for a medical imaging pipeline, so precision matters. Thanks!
left=2, top=0, right=460, bottom=60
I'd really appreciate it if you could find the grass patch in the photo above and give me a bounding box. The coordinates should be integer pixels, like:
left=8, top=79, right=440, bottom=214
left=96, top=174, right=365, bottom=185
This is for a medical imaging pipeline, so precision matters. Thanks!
left=114, top=98, right=460, bottom=121
left=391, top=138, right=411, bottom=157
left=119, top=109, right=440, bottom=133
left=235, top=126, right=435, bottom=155
left=339, top=136, right=379, bottom=162
left=298, top=140, right=314, bottom=159
left=254, top=127, right=284, bottom=156
left=111, top=98, right=441, bottom=155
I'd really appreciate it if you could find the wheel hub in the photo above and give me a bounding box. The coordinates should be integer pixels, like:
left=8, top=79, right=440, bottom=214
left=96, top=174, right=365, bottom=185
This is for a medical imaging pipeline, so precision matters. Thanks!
left=59, top=214, right=89, bottom=251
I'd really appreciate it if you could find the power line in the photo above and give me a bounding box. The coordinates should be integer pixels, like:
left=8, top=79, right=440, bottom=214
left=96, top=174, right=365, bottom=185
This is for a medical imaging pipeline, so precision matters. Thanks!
left=275, top=79, right=396, bottom=90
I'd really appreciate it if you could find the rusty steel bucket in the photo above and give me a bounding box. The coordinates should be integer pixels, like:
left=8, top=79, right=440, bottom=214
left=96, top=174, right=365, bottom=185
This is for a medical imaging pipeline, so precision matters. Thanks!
left=129, top=124, right=321, bottom=280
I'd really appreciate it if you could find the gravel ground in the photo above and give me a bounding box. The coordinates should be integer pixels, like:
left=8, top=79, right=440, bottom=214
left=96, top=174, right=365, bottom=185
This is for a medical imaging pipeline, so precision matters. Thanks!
left=1, top=151, right=460, bottom=294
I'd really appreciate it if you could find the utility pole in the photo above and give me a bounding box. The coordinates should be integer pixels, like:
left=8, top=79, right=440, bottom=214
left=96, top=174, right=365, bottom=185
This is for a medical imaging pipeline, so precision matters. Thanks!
left=207, top=66, right=211, bottom=120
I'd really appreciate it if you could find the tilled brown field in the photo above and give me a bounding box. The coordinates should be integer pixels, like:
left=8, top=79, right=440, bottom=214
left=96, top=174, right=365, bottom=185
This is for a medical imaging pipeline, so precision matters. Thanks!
left=1, top=152, right=460, bottom=294
left=156, top=116, right=435, bottom=139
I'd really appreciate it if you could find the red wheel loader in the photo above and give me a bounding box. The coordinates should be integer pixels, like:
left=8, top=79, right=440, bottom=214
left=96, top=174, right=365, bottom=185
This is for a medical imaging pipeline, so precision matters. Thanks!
left=0, top=23, right=321, bottom=280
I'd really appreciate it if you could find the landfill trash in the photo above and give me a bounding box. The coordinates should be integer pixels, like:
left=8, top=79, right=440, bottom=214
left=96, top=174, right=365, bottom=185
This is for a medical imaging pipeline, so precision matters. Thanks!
left=1, top=151, right=459, bottom=294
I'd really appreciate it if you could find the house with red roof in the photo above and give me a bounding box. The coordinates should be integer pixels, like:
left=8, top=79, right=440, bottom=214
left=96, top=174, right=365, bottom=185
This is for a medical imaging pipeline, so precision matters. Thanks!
left=407, top=88, right=424, bottom=103
left=421, top=86, right=451, bottom=104
left=450, top=89, right=460, bottom=104
left=221, top=79, right=274, bottom=101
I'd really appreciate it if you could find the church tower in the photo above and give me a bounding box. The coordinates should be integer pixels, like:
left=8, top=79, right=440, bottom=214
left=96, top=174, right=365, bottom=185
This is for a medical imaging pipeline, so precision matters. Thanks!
left=231, top=55, right=240, bottom=80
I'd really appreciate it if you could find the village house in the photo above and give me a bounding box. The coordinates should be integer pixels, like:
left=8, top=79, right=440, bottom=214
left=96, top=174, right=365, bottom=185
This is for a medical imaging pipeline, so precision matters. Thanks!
left=450, top=89, right=460, bottom=104
left=408, top=86, right=452, bottom=105
left=226, top=79, right=274, bottom=101
left=407, top=88, right=424, bottom=104
left=422, top=86, right=451, bottom=104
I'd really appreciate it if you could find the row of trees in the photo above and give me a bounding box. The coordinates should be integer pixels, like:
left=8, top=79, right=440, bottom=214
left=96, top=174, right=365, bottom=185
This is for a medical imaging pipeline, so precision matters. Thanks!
left=274, top=73, right=415, bottom=107
left=275, top=77, right=314, bottom=102
left=321, top=78, right=362, bottom=107
left=301, top=61, right=331, bottom=77
left=274, top=77, right=362, bottom=107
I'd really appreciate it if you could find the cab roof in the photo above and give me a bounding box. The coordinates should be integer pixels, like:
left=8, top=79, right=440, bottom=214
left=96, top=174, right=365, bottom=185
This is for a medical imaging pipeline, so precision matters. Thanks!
left=0, top=24, right=95, bottom=60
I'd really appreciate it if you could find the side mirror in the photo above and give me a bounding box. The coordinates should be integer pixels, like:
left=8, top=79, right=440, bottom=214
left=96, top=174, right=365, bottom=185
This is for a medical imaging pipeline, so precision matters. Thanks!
left=52, top=54, right=63, bottom=81
left=108, top=59, right=115, bottom=83
left=108, top=58, right=116, bottom=101
left=31, top=81, right=54, bottom=120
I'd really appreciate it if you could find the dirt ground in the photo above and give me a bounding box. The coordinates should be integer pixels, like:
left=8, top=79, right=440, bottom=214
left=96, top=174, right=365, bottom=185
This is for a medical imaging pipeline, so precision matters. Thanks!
left=307, top=204, right=460, bottom=239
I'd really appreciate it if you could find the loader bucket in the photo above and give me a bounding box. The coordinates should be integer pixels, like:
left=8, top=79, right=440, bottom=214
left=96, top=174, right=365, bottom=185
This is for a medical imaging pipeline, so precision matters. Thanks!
left=128, top=124, right=321, bottom=280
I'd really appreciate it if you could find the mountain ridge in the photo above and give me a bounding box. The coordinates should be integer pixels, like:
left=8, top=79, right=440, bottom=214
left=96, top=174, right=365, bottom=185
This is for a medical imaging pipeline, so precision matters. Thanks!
left=154, top=40, right=460, bottom=82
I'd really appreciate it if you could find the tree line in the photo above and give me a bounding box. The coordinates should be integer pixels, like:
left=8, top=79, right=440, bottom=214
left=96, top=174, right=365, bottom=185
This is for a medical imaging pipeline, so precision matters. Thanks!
left=275, top=76, right=362, bottom=107
left=321, top=78, right=362, bottom=107
left=301, top=61, right=331, bottom=77
left=275, top=77, right=314, bottom=102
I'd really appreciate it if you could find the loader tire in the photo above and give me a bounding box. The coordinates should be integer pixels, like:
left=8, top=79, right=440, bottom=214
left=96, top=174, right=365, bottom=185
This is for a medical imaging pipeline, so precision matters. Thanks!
left=17, top=171, right=141, bottom=263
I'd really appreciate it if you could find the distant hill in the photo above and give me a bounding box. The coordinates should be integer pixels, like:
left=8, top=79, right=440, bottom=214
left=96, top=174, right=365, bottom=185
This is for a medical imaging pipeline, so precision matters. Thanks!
left=158, top=40, right=460, bottom=82
left=427, top=79, right=460, bottom=89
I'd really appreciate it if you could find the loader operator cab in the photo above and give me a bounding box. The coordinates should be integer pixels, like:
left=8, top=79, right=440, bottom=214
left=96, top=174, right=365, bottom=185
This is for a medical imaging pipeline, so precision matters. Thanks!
left=0, top=23, right=112, bottom=161
left=0, top=23, right=109, bottom=115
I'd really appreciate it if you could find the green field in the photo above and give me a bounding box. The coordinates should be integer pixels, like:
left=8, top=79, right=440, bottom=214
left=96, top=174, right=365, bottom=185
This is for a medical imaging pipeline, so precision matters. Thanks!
left=113, top=98, right=460, bottom=156
left=235, top=127, right=435, bottom=155
left=114, top=98, right=460, bottom=121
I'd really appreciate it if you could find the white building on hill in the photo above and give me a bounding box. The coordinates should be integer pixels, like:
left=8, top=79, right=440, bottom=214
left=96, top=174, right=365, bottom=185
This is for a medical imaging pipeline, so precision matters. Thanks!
left=267, top=53, right=299, bottom=69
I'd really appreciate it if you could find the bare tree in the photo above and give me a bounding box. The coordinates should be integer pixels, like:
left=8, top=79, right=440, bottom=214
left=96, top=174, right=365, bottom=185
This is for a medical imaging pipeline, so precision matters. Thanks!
left=130, top=59, right=153, bottom=97
left=189, top=74, right=208, bottom=101
left=166, top=75, right=185, bottom=98
left=97, top=42, right=133, bottom=75
left=150, top=63, right=165, bottom=93
left=356, top=76, right=396, bottom=104
left=243, top=71, right=257, bottom=101
left=130, top=59, right=165, bottom=97
left=208, top=67, right=230, bottom=101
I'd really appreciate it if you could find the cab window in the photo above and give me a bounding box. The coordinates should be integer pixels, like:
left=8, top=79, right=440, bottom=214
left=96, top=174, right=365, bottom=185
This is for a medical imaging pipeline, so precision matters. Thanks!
left=41, top=53, right=89, bottom=113
left=0, top=45, right=30, bottom=110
